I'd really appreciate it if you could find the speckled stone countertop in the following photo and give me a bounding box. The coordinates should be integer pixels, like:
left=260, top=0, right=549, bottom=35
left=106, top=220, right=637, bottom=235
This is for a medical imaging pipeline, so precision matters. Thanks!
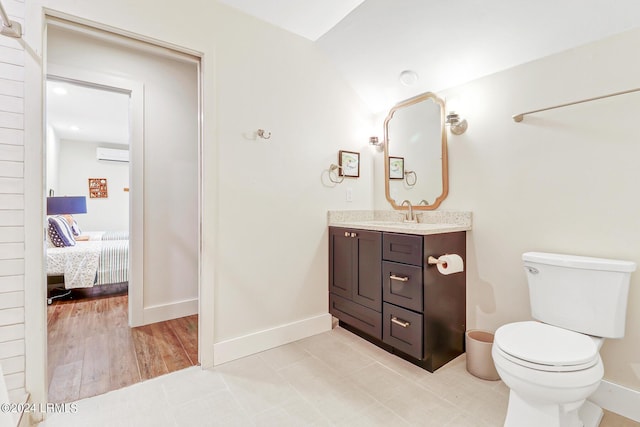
left=327, top=210, right=472, bottom=236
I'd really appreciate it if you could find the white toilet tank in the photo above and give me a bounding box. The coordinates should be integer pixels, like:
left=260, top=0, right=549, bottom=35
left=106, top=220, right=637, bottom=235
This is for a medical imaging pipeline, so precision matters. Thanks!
left=523, top=252, right=636, bottom=338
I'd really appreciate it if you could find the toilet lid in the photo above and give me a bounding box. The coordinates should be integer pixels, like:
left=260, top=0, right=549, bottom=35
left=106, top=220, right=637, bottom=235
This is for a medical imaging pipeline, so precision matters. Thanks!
left=495, top=321, right=598, bottom=368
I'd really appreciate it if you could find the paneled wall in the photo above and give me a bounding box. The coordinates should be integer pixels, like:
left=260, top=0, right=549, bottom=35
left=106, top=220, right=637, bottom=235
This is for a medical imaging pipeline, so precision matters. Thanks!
left=0, top=0, right=25, bottom=396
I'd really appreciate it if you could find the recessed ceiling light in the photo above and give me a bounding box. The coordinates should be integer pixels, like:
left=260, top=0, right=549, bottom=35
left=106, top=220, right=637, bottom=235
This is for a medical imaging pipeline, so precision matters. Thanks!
left=399, top=70, right=419, bottom=86
left=52, top=86, right=68, bottom=95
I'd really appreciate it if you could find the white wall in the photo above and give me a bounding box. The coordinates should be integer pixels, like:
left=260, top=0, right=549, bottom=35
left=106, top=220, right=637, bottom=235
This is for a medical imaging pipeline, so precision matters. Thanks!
left=56, top=139, right=129, bottom=231
left=419, top=28, right=639, bottom=390
left=213, top=7, right=374, bottom=346
left=45, top=126, right=59, bottom=195
left=0, top=0, right=26, bottom=399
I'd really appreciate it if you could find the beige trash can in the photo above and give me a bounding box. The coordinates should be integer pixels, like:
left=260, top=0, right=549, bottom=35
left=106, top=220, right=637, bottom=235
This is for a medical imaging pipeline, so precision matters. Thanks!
left=465, top=330, right=500, bottom=381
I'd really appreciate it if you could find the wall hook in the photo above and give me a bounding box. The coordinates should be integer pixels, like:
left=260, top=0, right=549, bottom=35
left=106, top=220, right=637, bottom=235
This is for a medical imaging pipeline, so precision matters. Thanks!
left=257, top=129, right=271, bottom=139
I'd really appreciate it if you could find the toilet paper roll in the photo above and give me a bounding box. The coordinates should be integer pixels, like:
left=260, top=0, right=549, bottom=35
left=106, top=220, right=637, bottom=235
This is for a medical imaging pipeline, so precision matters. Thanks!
left=437, top=254, right=464, bottom=275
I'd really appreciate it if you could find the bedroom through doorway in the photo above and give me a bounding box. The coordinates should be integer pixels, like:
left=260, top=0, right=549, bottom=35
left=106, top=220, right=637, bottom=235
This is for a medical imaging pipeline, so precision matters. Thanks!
left=44, top=77, right=199, bottom=403
left=45, top=79, right=131, bottom=305
left=43, top=17, right=201, bottom=403
left=45, top=81, right=120, bottom=401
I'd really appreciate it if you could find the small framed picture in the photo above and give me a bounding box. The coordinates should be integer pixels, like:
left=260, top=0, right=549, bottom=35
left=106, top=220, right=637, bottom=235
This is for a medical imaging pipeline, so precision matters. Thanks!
left=88, top=178, right=109, bottom=198
left=339, top=150, right=360, bottom=177
left=389, top=156, right=404, bottom=179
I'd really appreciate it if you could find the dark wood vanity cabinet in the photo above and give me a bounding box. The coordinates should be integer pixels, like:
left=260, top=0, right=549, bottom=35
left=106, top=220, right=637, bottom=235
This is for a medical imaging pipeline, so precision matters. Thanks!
left=329, top=226, right=466, bottom=372
left=329, top=227, right=382, bottom=339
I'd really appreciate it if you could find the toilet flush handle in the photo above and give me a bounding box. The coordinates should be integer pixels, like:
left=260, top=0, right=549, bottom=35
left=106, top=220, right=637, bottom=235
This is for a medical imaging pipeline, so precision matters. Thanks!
left=525, top=266, right=539, bottom=274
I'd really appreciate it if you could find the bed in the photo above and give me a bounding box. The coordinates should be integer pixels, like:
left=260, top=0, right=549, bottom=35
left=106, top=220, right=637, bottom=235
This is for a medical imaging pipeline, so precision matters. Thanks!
left=47, top=237, right=129, bottom=289
left=46, top=217, right=130, bottom=290
left=83, top=230, right=130, bottom=242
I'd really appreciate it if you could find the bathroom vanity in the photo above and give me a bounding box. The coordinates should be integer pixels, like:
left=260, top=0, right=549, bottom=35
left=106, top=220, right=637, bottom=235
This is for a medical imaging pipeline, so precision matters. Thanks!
left=326, top=91, right=471, bottom=371
left=328, top=211, right=471, bottom=372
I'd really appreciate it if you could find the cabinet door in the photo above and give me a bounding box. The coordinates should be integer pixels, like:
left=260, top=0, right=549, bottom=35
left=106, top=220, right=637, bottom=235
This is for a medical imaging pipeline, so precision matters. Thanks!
left=329, top=228, right=354, bottom=300
left=352, top=230, right=382, bottom=312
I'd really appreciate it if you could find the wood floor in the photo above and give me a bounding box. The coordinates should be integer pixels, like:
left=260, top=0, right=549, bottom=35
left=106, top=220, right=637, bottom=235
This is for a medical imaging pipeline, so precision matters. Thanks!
left=47, top=291, right=198, bottom=403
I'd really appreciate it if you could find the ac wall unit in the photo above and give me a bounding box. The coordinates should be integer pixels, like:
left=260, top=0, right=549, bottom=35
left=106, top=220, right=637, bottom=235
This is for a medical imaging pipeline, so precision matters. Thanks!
left=96, top=147, right=129, bottom=163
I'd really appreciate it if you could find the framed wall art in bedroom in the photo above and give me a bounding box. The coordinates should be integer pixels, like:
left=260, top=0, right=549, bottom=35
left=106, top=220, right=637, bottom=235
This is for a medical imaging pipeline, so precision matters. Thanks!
left=88, top=178, right=108, bottom=198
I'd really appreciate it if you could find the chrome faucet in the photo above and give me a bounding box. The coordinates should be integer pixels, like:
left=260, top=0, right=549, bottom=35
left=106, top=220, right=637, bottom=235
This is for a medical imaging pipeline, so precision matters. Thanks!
left=401, top=200, right=415, bottom=222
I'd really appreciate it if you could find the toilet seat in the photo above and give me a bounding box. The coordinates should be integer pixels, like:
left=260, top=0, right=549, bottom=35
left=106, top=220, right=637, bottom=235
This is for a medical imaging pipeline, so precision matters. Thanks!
left=494, top=321, right=599, bottom=372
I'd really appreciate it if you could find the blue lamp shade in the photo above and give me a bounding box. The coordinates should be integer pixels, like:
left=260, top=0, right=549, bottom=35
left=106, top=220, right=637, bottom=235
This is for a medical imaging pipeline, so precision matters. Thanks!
left=46, top=196, right=87, bottom=215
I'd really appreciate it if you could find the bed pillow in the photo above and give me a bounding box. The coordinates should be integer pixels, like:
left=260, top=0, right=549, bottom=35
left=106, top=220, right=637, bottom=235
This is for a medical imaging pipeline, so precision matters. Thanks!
left=48, top=216, right=76, bottom=247
left=71, top=220, right=81, bottom=236
left=58, top=214, right=81, bottom=236
left=63, top=215, right=82, bottom=236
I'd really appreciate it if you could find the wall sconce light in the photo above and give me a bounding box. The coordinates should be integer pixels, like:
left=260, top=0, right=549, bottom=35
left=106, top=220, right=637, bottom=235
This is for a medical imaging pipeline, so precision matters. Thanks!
left=369, top=136, right=384, bottom=151
left=445, top=111, right=468, bottom=135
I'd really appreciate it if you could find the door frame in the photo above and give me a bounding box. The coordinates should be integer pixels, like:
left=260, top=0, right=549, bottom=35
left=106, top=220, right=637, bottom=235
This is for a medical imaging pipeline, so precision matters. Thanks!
left=26, top=11, right=206, bottom=409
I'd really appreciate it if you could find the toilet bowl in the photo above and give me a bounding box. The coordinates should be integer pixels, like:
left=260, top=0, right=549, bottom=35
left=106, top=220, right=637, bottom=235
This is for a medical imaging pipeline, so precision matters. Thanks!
left=493, top=321, right=604, bottom=427
left=494, top=252, right=636, bottom=427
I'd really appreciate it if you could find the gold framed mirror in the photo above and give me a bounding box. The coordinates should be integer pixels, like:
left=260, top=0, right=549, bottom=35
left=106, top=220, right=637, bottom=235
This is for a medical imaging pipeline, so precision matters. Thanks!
left=384, top=91, right=448, bottom=211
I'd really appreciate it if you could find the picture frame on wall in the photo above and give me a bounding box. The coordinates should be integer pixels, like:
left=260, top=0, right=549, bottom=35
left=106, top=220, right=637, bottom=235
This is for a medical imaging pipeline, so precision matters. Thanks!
left=338, top=150, right=360, bottom=177
left=389, top=156, right=405, bottom=179
left=88, top=178, right=109, bottom=198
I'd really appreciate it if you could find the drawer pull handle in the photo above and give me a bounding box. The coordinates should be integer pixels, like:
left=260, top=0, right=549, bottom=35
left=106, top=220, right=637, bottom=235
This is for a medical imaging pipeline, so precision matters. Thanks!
left=344, top=231, right=350, bottom=237
left=389, top=274, right=409, bottom=282
left=391, top=316, right=410, bottom=328
left=350, top=232, right=357, bottom=238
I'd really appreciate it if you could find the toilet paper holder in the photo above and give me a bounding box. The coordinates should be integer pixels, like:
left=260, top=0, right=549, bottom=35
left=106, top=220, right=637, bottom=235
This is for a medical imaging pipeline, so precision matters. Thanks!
left=427, top=255, right=447, bottom=266
left=428, top=254, right=465, bottom=275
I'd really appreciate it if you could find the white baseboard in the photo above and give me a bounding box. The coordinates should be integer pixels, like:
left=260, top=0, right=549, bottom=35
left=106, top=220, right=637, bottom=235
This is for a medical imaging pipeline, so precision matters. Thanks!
left=142, top=298, right=198, bottom=325
left=213, top=313, right=332, bottom=366
left=590, top=379, right=640, bottom=422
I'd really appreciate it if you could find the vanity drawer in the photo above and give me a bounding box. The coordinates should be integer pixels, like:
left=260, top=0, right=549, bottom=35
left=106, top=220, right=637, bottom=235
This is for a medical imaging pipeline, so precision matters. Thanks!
left=383, top=233, right=423, bottom=266
left=383, top=261, right=423, bottom=312
left=383, top=302, right=423, bottom=360
left=330, top=293, right=382, bottom=340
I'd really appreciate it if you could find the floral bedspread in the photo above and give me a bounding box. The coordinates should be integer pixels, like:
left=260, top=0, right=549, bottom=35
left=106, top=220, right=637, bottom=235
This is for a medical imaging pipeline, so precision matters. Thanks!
left=47, top=241, right=101, bottom=288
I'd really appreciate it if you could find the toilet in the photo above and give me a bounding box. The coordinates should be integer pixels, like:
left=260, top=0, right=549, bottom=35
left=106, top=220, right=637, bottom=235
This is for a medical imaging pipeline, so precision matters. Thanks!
left=492, top=252, right=636, bottom=427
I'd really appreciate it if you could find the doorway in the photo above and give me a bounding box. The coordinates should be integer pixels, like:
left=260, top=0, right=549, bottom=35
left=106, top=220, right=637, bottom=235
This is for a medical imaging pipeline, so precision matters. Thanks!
left=43, top=18, right=201, bottom=402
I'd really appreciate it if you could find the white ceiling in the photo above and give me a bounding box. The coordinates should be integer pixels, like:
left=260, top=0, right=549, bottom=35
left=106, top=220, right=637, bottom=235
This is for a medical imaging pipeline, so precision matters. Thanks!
left=218, top=0, right=365, bottom=41
left=46, top=80, right=130, bottom=145
left=223, top=0, right=640, bottom=112
left=46, top=1, right=640, bottom=140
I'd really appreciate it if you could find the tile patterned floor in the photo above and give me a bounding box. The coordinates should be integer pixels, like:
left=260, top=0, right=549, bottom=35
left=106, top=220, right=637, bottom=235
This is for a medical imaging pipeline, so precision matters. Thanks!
left=39, top=325, right=638, bottom=426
